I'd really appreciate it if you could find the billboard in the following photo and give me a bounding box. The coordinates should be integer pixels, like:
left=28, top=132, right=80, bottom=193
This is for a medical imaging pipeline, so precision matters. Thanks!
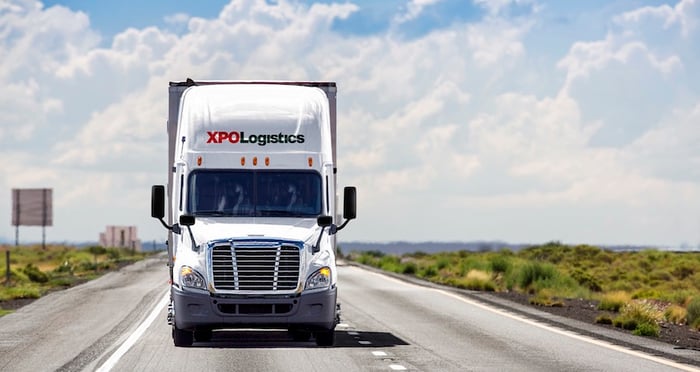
left=11, top=188, right=53, bottom=227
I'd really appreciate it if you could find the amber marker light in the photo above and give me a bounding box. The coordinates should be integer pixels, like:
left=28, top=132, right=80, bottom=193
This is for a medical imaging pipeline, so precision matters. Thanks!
left=240, top=157, right=246, bottom=166
left=197, top=156, right=202, bottom=166
left=253, top=157, right=258, bottom=166
left=320, top=267, right=331, bottom=277
left=265, top=157, right=270, bottom=166
left=308, top=157, right=313, bottom=167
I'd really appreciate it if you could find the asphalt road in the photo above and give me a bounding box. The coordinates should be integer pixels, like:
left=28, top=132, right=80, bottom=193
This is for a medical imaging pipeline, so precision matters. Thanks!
left=1, top=254, right=699, bottom=372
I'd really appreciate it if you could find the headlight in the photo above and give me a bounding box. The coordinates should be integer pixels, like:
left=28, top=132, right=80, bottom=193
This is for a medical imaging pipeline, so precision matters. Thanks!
left=180, top=266, right=206, bottom=290
left=305, top=267, right=331, bottom=291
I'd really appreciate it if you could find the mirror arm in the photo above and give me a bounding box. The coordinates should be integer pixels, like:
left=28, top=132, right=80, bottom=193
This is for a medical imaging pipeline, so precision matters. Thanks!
left=186, top=225, right=198, bottom=252
left=158, top=218, right=182, bottom=235
left=312, top=226, right=328, bottom=254
left=335, top=219, right=351, bottom=232
left=157, top=218, right=171, bottom=230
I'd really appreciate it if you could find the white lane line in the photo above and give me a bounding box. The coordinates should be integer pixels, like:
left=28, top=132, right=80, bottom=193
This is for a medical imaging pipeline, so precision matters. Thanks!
left=96, top=291, right=169, bottom=372
left=347, top=331, right=359, bottom=336
left=372, top=351, right=388, bottom=357
left=389, top=364, right=407, bottom=371
left=361, top=268, right=700, bottom=372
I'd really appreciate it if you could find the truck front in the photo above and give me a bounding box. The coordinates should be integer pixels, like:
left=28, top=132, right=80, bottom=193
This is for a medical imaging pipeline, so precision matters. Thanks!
left=151, top=82, right=356, bottom=347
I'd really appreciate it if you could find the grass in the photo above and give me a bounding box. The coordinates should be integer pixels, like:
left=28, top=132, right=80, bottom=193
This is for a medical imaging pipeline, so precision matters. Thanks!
left=687, top=297, right=700, bottom=329
left=613, top=301, right=663, bottom=336
left=664, top=304, right=687, bottom=325
left=598, top=291, right=631, bottom=312
left=529, top=288, right=564, bottom=307
left=346, top=242, right=700, bottom=338
left=0, top=244, right=154, bottom=315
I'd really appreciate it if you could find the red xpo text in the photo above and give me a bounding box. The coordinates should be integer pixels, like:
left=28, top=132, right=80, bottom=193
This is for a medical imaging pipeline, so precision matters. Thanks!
left=206, top=131, right=305, bottom=146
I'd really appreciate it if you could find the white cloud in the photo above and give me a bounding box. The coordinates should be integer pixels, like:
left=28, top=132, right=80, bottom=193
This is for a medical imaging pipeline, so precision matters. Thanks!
left=0, top=1, right=99, bottom=142
left=558, top=34, right=682, bottom=95
left=393, top=0, right=443, bottom=25
left=164, top=12, right=190, bottom=26
left=0, top=79, right=62, bottom=141
left=625, top=102, right=700, bottom=182
left=466, top=17, right=531, bottom=67
left=0, top=0, right=698, bottom=246
left=615, top=0, right=699, bottom=37
left=473, top=0, right=541, bottom=17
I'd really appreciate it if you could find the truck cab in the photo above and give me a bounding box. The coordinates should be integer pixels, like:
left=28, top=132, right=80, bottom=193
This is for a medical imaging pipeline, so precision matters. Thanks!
left=151, top=81, right=356, bottom=347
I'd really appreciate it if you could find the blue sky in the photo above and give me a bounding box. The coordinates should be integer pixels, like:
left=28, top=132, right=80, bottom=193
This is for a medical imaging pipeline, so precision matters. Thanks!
left=41, top=0, right=230, bottom=38
left=1, top=0, right=699, bottom=247
left=41, top=0, right=486, bottom=41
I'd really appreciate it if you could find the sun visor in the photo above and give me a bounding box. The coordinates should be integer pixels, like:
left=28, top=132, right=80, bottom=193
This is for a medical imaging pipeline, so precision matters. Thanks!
left=180, top=84, right=329, bottom=154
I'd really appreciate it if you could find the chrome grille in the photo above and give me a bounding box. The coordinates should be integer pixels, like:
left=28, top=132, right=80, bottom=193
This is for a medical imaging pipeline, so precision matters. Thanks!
left=211, top=242, right=300, bottom=291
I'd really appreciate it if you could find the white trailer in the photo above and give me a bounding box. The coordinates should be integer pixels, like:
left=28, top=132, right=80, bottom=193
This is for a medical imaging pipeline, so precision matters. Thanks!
left=151, top=80, right=356, bottom=347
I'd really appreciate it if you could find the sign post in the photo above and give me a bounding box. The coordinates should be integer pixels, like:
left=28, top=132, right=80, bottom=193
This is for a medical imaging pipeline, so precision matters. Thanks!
left=4, top=249, right=8, bottom=286
left=9, top=188, right=53, bottom=283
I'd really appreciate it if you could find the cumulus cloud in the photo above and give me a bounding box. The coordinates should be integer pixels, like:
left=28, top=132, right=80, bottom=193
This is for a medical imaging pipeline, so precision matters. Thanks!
left=615, top=0, right=699, bottom=37
left=466, top=17, right=531, bottom=66
left=473, top=0, right=540, bottom=17
left=164, top=12, right=190, bottom=26
left=0, top=1, right=99, bottom=143
left=0, top=0, right=698, bottom=246
left=558, top=34, right=682, bottom=95
left=393, top=0, right=443, bottom=25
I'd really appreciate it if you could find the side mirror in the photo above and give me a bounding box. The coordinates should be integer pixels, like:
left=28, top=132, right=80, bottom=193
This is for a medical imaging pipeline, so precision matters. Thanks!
left=343, top=186, right=356, bottom=220
left=180, top=214, right=195, bottom=226
left=151, top=185, right=165, bottom=219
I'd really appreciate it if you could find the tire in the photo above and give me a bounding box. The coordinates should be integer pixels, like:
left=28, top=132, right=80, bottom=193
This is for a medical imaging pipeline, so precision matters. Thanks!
left=314, top=330, right=335, bottom=347
left=194, top=329, right=213, bottom=342
left=289, top=329, right=312, bottom=342
left=172, top=326, right=194, bottom=347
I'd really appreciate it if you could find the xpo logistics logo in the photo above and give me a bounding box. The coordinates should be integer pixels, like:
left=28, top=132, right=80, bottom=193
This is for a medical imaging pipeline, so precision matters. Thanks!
left=206, top=131, right=305, bottom=146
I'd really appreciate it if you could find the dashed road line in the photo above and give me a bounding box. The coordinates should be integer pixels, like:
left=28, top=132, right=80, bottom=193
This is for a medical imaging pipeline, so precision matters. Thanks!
left=341, top=322, right=409, bottom=370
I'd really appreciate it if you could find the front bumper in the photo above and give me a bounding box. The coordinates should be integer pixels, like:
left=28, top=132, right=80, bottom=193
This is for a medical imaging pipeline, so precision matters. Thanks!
left=172, top=286, right=337, bottom=331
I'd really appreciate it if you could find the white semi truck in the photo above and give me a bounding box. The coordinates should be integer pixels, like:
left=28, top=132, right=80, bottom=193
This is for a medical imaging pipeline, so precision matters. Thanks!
left=151, top=80, right=356, bottom=347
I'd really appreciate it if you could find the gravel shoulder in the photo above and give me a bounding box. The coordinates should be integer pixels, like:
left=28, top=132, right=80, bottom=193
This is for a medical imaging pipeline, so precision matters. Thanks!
left=490, top=290, right=700, bottom=351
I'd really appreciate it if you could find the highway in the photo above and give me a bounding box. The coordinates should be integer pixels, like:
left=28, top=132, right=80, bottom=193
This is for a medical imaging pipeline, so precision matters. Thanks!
left=0, top=254, right=698, bottom=372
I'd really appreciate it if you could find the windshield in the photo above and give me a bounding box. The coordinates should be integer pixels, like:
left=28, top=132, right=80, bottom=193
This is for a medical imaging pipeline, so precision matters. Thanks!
left=187, top=170, right=322, bottom=217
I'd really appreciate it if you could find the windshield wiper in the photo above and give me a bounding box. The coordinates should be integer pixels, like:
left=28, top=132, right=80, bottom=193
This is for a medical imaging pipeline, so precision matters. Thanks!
left=195, top=210, right=232, bottom=217
left=257, top=209, right=296, bottom=217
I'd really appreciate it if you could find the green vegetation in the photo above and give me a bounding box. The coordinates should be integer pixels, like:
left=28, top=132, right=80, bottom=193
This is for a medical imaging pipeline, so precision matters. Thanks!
left=664, top=304, right=687, bottom=325
left=686, top=297, right=700, bottom=329
left=0, top=244, right=154, bottom=316
left=598, top=291, right=631, bottom=312
left=613, top=301, right=662, bottom=336
left=346, top=242, right=700, bottom=338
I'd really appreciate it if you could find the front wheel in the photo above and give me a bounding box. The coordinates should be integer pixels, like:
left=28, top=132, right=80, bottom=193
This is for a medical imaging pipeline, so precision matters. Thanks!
left=172, top=326, right=194, bottom=347
left=314, top=330, right=335, bottom=347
